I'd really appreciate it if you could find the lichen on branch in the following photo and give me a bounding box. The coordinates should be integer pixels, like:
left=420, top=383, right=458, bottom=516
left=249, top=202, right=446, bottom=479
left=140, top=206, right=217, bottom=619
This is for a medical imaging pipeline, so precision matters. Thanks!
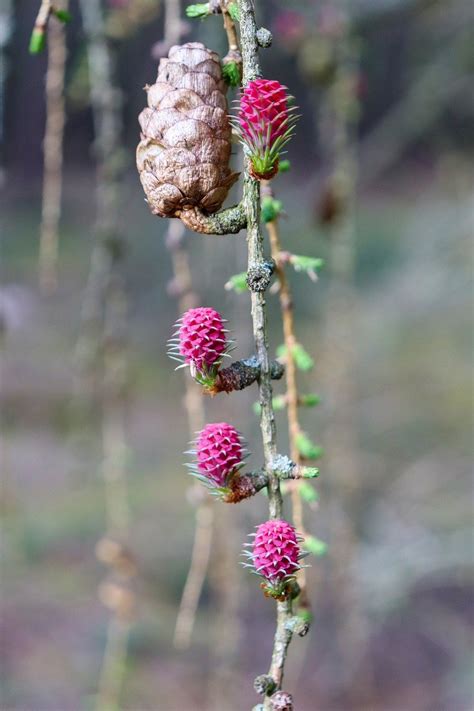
left=179, top=202, right=246, bottom=234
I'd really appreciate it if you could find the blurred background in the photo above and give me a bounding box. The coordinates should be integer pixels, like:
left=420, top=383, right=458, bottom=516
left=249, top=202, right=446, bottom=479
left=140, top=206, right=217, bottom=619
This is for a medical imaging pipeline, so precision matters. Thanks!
left=1, top=1, right=473, bottom=709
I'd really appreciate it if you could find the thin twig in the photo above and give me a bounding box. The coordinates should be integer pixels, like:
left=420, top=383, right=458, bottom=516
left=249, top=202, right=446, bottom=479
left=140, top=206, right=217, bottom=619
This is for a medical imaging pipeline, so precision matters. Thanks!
left=239, top=0, right=297, bottom=701
left=0, top=0, right=13, bottom=185
left=168, top=221, right=213, bottom=651
left=206, top=505, right=241, bottom=710
left=173, top=491, right=213, bottom=648
left=32, top=0, right=52, bottom=35
left=38, top=0, right=68, bottom=292
left=263, top=183, right=311, bottom=615
left=78, top=1, right=132, bottom=709
left=220, top=0, right=240, bottom=54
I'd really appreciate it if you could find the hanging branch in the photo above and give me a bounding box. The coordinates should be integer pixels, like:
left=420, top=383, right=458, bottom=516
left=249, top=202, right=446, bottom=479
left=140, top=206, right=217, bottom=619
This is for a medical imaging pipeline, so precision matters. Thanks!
left=262, top=179, right=321, bottom=620
left=220, top=0, right=242, bottom=79
left=29, top=1, right=71, bottom=291
left=0, top=0, right=13, bottom=184
left=29, top=0, right=54, bottom=54
left=173, top=496, right=214, bottom=648
left=168, top=220, right=214, bottom=651
left=78, top=1, right=133, bottom=709
left=206, top=503, right=241, bottom=710
left=38, top=1, right=68, bottom=292
left=238, top=2, right=300, bottom=704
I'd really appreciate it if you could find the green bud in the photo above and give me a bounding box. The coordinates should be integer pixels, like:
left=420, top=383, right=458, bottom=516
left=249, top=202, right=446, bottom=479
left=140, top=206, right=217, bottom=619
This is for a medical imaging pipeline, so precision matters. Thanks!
left=295, top=432, right=323, bottom=460
left=300, top=393, right=321, bottom=407
left=277, top=343, right=314, bottom=371
left=29, top=28, right=46, bottom=54
left=225, top=272, right=248, bottom=293
left=278, top=159, right=291, bottom=173
left=303, top=534, right=327, bottom=556
left=297, top=607, right=313, bottom=624
left=301, top=466, right=319, bottom=479
left=290, top=254, right=324, bottom=281
left=298, top=481, right=319, bottom=503
left=261, top=195, right=283, bottom=223
left=272, top=395, right=287, bottom=411
left=222, top=61, right=241, bottom=88
left=185, top=3, right=210, bottom=18
left=52, top=9, right=72, bottom=23
left=291, top=255, right=324, bottom=271
left=292, top=343, right=314, bottom=371
left=227, top=2, right=240, bottom=21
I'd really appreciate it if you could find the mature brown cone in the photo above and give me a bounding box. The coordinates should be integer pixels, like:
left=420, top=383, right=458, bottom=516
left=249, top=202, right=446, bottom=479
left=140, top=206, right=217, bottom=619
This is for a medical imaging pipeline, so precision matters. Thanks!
left=137, top=42, right=239, bottom=231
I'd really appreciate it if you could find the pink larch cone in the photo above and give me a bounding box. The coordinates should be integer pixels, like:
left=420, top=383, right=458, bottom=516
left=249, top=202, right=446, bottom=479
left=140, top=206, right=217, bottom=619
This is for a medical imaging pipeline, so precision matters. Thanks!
left=169, top=307, right=228, bottom=378
left=195, top=422, right=243, bottom=487
left=237, top=79, right=297, bottom=180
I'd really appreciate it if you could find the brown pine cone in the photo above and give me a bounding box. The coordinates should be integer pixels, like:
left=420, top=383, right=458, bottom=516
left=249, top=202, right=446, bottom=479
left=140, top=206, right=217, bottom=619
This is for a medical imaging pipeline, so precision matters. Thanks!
left=137, top=42, right=239, bottom=227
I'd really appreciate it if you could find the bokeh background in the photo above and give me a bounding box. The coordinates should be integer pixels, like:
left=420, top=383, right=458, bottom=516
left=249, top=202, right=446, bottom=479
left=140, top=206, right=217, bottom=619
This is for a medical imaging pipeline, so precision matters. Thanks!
left=1, top=1, right=473, bottom=710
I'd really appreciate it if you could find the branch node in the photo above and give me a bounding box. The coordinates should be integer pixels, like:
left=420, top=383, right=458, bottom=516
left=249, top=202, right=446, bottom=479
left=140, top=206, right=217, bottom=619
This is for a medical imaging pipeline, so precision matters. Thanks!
left=269, top=454, right=295, bottom=478
left=223, top=470, right=268, bottom=503
left=268, top=359, right=285, bottom=381
left=256, top=27, right=272, bottom=48
left=253, top=674, right=276, bottom=696
left=223, top=47, right=242, bottom=67
left=285, top=613, right=310, bottom=637
left=179, top=203, right=246, bottom=235
left=272, top=458, right=320, bottom=480
left=246, top=260, right=275, bottom=292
